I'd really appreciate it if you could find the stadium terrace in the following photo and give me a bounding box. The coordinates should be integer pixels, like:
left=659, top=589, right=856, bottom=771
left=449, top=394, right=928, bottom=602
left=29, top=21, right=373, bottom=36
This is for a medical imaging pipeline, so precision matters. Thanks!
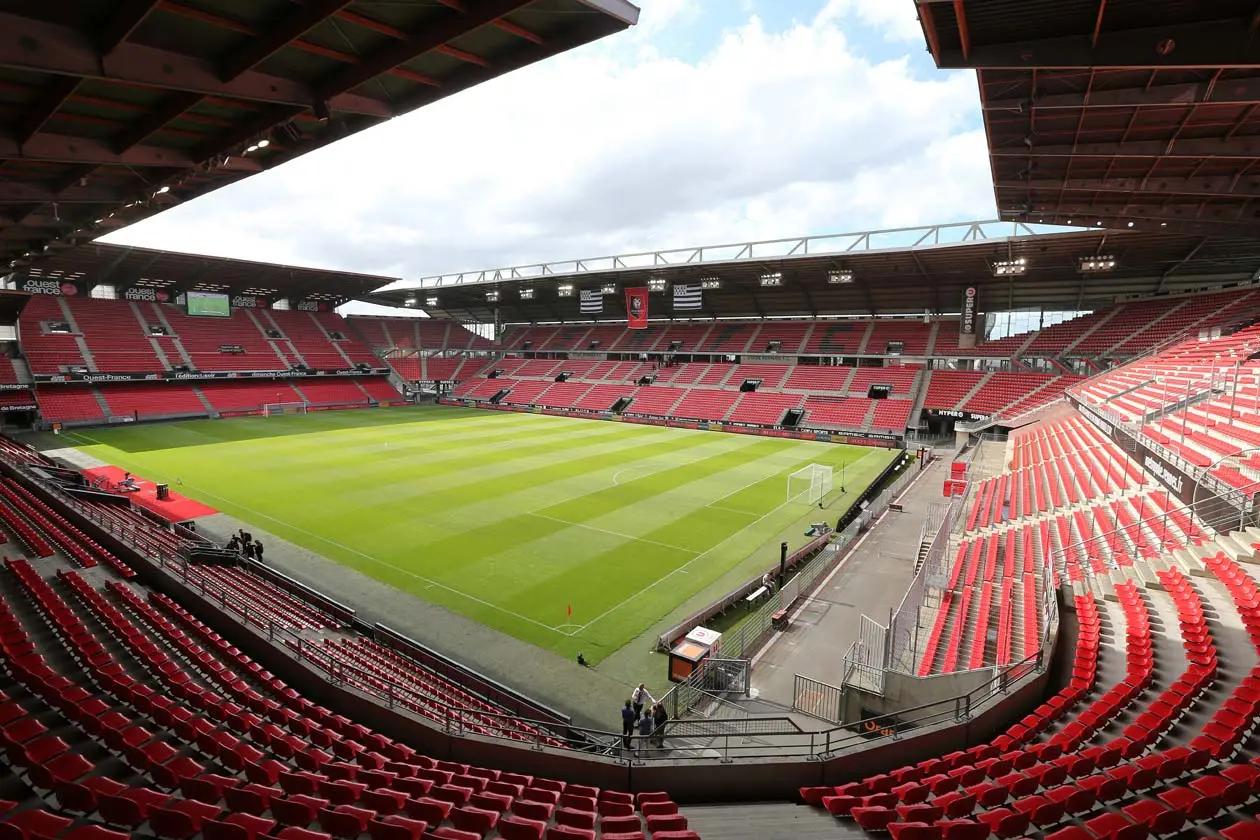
left=0, top=2, right=1259, bottom=840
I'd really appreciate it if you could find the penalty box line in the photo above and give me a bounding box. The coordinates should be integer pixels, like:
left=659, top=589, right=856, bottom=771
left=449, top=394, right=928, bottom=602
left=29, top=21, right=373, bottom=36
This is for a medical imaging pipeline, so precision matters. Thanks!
left=570, top=447, right=880, bottom=636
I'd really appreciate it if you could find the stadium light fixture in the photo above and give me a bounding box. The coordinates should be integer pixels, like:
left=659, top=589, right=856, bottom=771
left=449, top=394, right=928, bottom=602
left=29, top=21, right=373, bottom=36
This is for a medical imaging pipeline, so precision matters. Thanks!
left=404, top=295, right=417, bottom=307
left=648, top=277, right=667, bottom=292
left=246, top=144, right=258, bottom=153
left=154, top=185, right=170, bottom=195
left=520, top=288, right=535, bottom=300
left=257, top=138, right=270, bottom=148
left=1078, top=255, right=1116, bottom=273
left=557, top=284, right=574, bottom=297
left=425, top=296, right=438, bottom=307
left=828, top=269, right=854, bottom=284
left=700, top=276, right=720, bottom=290
left=485, top=290, right=499, bottom=303
left=600, top=283, right=617, bottom=295
left=760, top=272, right=783, bottom=287
left=992, top=258, right=1026, bottom=276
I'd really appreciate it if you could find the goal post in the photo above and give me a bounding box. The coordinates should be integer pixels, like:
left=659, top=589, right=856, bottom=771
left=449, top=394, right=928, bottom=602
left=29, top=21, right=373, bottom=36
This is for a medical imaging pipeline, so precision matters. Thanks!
left=263, top=402, right=309, bottom=417
left=787, top=463, right=833, bottom=505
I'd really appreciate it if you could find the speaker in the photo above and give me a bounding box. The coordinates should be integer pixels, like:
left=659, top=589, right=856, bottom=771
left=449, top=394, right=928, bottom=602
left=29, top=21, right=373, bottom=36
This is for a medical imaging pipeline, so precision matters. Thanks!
left=156, top=483, right=170, bottom=501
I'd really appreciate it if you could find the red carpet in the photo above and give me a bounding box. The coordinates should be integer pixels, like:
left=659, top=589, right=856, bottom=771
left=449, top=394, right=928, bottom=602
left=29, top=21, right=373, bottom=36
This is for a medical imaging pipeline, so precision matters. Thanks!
left=82, top=465, right=218, bottom=523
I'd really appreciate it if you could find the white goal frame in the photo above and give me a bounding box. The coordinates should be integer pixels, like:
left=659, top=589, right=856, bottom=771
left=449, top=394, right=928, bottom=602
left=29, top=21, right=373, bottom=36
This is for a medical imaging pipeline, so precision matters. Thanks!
left=263, top=402, right=310, bottom=417
left=787, top=463, right=833, bottom=504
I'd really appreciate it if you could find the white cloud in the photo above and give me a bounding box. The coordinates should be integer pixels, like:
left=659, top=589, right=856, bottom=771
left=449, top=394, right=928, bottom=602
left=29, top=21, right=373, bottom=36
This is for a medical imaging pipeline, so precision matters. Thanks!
left=103, top=8, right=991, bottom=291
left=815, top=0, right=925, bottom=43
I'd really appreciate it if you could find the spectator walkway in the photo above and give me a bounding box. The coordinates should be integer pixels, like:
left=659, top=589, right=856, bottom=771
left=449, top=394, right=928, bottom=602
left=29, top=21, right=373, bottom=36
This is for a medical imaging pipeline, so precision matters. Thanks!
left=746, top=454, right=956, bottom=722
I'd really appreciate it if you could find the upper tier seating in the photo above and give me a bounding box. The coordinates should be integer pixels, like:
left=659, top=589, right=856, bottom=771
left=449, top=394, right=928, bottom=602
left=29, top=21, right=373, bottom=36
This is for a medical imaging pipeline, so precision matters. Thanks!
left=159, top=306, right=287, bottom=372
left=349, top=315, right=492, bottom=353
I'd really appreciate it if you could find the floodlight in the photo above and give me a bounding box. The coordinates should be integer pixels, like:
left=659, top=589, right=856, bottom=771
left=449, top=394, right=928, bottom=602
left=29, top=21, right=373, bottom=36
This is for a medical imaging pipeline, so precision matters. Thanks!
left=520, top=288, right=535, bottom=299
left=1078, top=255, right=1116, bottom=273
left=828, top=270, right=854, bottom=284
left=760, top=272, right=783, bottom=287
left=992, top=258, right=1026, bottom=276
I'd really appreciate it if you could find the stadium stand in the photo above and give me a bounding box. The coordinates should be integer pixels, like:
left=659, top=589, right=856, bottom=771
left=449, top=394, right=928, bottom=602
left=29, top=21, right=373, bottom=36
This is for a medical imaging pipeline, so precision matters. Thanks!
left=0, top=435, right=697, bottom=839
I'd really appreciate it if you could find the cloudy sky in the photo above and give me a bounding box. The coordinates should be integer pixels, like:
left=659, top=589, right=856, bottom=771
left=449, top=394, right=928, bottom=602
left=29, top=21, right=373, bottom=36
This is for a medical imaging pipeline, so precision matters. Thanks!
left=102, top=0, right=997, bottom=313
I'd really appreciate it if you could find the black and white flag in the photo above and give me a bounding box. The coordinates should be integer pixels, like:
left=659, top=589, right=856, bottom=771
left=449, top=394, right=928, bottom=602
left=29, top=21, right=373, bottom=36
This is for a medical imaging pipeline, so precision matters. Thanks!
left=579, top=289, right=603, bottom=314
left=673, top=283, right=702, bottom=311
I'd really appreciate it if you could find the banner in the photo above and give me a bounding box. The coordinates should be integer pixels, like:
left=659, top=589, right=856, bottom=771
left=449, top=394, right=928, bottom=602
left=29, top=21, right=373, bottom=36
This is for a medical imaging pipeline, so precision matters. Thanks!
left=673, top=282, right=702, bottom=311
left=960, top=286, right=978, bottom=336
left=34, top=367, right=390, bottom=383
left=579, top=289, right=602, bottom=314
left=625, top=287, right=649, bottom=329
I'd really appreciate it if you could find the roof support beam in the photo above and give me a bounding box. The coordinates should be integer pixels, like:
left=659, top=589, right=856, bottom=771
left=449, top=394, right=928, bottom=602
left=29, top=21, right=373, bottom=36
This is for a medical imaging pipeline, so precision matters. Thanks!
left=99, top=0, right=161, bottom=54
left=952, top=0, right=970, bottom=60
left=112, top=90, right=204, bottom=153
left=1013, top=201, right=1256, bottom=228
left=219, top=1, right=356, bottom=82
left=390, top=14, right=592, bottom=114
left=999, top=176, right=1260, bottom=200
left=0, top=12, right=391, bottom=118
left=315, top=0, right=533, bottom=101
left=1156, top=236, right=1209, bottom=292
left=1090, top=0, right=1108, bottom=48
left=992, top=136, right=1260, bottom=160
left=0, top=131, right=262, bottom=170
left=15, top=76, right=80, bottom=145
left=0, top=182, right=131, bottom=204
left=937, top=19, right=1260, bottom=69
left=986, top=73, right=1260, bottom=112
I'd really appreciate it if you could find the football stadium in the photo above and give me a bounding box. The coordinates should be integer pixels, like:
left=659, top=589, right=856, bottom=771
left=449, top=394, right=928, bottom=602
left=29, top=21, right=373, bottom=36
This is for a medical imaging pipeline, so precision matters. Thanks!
left=1, top=2, right=1260, bottom=840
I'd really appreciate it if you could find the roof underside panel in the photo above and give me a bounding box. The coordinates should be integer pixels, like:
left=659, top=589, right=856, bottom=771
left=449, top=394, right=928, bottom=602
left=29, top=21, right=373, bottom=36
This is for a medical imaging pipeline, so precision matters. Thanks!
left=0, top=0, right=637, bottom=268
left=918, top=0, right=1260, bottom=236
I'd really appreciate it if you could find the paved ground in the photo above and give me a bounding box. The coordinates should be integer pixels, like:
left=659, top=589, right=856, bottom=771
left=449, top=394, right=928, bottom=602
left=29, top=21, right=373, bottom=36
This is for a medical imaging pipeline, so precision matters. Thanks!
left=747, top=455, right=954, bottom=723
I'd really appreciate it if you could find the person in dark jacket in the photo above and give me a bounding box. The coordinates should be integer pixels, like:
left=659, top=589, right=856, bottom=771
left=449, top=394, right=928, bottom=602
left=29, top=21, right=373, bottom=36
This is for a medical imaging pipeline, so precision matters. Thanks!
left=652, top=702, right=668, bottom=748
left=620, top=700, right=636, bottom=751
left=253, top=540, right=264, bottom=561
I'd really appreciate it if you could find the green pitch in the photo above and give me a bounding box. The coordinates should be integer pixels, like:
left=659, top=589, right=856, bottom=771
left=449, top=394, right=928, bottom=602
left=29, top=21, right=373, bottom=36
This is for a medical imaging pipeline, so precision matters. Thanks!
left=59, top=406, right=895, bottom=662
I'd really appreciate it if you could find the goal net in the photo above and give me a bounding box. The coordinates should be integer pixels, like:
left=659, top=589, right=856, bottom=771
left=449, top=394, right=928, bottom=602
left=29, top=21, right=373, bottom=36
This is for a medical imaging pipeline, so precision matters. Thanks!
left=263, top=402, right=309, bottom=417
left=787, top=463, right=833, bottom=505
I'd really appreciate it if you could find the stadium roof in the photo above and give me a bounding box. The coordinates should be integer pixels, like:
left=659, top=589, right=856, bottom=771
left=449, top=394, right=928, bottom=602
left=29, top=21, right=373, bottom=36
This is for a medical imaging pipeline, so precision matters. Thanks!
left=916, top=0, right=1260, bottom=237
left=22, top=241, right=397, bottom=304
left=370, top=221, right=1260, bottom=323
left=0, top=0, right=638, bottom=269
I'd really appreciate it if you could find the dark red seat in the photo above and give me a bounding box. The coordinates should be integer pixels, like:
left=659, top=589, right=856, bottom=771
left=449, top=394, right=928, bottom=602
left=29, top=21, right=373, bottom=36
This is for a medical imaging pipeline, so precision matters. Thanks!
left=889, top=823, right=942, bottom=840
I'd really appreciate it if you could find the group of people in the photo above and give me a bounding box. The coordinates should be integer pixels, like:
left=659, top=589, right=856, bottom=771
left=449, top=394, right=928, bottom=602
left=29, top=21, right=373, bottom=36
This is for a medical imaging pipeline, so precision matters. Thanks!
left=620, top=683, right=668, bottom=754
left=227, top=528, right=265, bottom=561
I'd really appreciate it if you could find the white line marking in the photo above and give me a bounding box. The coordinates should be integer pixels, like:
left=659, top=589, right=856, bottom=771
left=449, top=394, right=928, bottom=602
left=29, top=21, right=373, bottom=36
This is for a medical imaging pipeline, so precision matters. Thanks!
left=527, top=512, right=697, bottom=555
left=577, top=448, right=883, bottom=634
left=64, top=431, right=573, bottom=637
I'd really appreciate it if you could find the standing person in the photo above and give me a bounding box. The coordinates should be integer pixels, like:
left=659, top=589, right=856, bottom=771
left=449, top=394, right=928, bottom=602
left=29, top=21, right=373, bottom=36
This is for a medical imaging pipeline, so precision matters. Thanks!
left=631, top=683, right=654, bottom=718
left=227, top=535, right=240, bottom=553
left=254, top=540, right=265, bottom=562
left=620, top=700, right=636, bottom=752
left=637, top=709, right=654, bottom=756
left=652, top=702, right=668, bottom=749
left=243, top=540, right=256, bottom=560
